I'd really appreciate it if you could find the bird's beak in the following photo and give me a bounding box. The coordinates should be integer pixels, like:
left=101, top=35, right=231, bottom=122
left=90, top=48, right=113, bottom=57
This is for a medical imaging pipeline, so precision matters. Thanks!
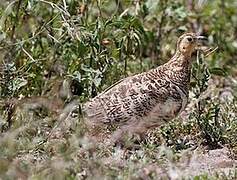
left=195, top=35, right=218, bottom=57
left=196, top=35, right=208, bottom=42
left=195, top=36, right=208, bottom=47
left=195, top=35, right=208, bottom=51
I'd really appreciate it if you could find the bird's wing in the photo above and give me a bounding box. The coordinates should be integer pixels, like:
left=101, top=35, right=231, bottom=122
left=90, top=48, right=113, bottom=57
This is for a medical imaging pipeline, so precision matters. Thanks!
left=100, top=77, right=129, bottom=95
left=83, top=70, right=164, bottom=124
left=83, top=76, right=132, bottom=124
left=84, top=67, right=183, bottom=125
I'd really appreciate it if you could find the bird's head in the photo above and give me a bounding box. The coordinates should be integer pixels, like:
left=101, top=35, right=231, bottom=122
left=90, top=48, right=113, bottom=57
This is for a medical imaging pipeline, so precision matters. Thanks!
left=176, top=33, right=207, bottom=56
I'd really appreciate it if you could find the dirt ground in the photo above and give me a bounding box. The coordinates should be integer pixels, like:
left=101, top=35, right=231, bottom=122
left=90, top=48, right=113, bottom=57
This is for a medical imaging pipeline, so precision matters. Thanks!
left=138, top=147, right=237, bottom=179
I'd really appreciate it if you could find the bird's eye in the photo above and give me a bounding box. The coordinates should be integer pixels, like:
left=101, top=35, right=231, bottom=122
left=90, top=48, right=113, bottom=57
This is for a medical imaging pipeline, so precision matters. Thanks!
left=187, top=37, right=193, bottom=42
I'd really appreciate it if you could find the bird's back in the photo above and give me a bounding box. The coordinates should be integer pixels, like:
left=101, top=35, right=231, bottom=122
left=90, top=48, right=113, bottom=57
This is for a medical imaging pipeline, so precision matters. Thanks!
left=82, top=33, right=211, bottom=142
left=83, top=64, right=188, bottom=127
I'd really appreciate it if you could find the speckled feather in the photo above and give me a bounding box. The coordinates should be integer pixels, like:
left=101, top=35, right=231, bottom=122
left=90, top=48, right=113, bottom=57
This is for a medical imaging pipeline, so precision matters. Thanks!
left=83, top=33, right=203, bottom=139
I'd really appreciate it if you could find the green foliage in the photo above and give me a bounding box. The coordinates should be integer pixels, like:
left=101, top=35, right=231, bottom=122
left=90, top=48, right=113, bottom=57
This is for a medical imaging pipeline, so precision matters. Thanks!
left=0, top=0, right=236, bottom=179
left=1, top=0, right=236, bottom=98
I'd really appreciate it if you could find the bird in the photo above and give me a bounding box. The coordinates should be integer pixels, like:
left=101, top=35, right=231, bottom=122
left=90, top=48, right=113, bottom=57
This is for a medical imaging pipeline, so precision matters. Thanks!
left=82, top=32, right=208, bottom=143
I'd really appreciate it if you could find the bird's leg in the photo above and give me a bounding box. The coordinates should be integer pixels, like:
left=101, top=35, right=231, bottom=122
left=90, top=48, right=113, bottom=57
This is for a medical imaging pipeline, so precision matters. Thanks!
left=109, top=127, right=127, bottom=146
left=83, top=118, right=111, bottom=145
left=109, top=120, right=152, bottom=147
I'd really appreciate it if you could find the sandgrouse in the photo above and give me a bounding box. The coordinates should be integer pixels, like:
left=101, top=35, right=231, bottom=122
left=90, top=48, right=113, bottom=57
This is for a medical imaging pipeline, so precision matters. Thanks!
left=83, top=33, right=208, bottom=142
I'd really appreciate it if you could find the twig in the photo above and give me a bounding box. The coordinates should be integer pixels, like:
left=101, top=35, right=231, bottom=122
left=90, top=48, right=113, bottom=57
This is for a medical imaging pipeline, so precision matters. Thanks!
left=204, top=46, right=218, bottom=57
left=0, top=0, right=17, bottom=29
left=39, top=0, right=70, bottom=17
left=1, top=13, right=60, bottom=49
left=22, top=47, right=35, bottom=62
left=10, top=0, right=23, bottom=40
left=33, top=100, right=79, bottom=151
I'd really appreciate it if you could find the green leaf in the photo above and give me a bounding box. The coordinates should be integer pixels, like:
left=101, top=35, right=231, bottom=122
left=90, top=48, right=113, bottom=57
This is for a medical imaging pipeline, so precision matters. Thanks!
left=209, top=67, right=227, bottom=76
left=12, top=78, right=28, bottom=91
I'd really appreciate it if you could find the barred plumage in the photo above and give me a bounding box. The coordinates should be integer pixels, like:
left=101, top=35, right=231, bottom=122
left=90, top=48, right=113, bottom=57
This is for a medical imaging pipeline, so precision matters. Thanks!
left=83, top=33, right=207, bottom=142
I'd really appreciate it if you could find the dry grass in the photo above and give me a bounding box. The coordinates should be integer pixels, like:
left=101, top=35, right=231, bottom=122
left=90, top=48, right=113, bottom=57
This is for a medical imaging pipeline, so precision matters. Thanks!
left=0, top=0, right=237, bottom=179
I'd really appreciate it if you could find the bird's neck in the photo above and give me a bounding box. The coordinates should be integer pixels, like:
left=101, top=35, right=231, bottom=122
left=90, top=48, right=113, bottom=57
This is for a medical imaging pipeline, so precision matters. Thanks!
left=164, top=51, right=192, bottom=87
left=168, top=51, right=192, bottom=67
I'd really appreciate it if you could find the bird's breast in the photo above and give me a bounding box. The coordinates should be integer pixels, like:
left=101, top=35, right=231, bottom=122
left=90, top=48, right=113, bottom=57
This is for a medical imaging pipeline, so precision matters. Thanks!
left=173, top=84, right=188, bottom=113
left=144, top=84, right=188, bottom=125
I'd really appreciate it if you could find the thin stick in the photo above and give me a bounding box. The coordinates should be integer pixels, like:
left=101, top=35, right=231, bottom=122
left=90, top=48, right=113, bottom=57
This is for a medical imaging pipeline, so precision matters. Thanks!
left=22, top=47, right=35, bottom=62
left=204, top=46, right=218, bottom=57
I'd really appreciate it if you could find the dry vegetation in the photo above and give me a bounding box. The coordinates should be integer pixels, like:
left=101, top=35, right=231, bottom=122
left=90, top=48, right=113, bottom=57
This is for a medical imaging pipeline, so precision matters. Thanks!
left=0, top=0, right=237, bottom=179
